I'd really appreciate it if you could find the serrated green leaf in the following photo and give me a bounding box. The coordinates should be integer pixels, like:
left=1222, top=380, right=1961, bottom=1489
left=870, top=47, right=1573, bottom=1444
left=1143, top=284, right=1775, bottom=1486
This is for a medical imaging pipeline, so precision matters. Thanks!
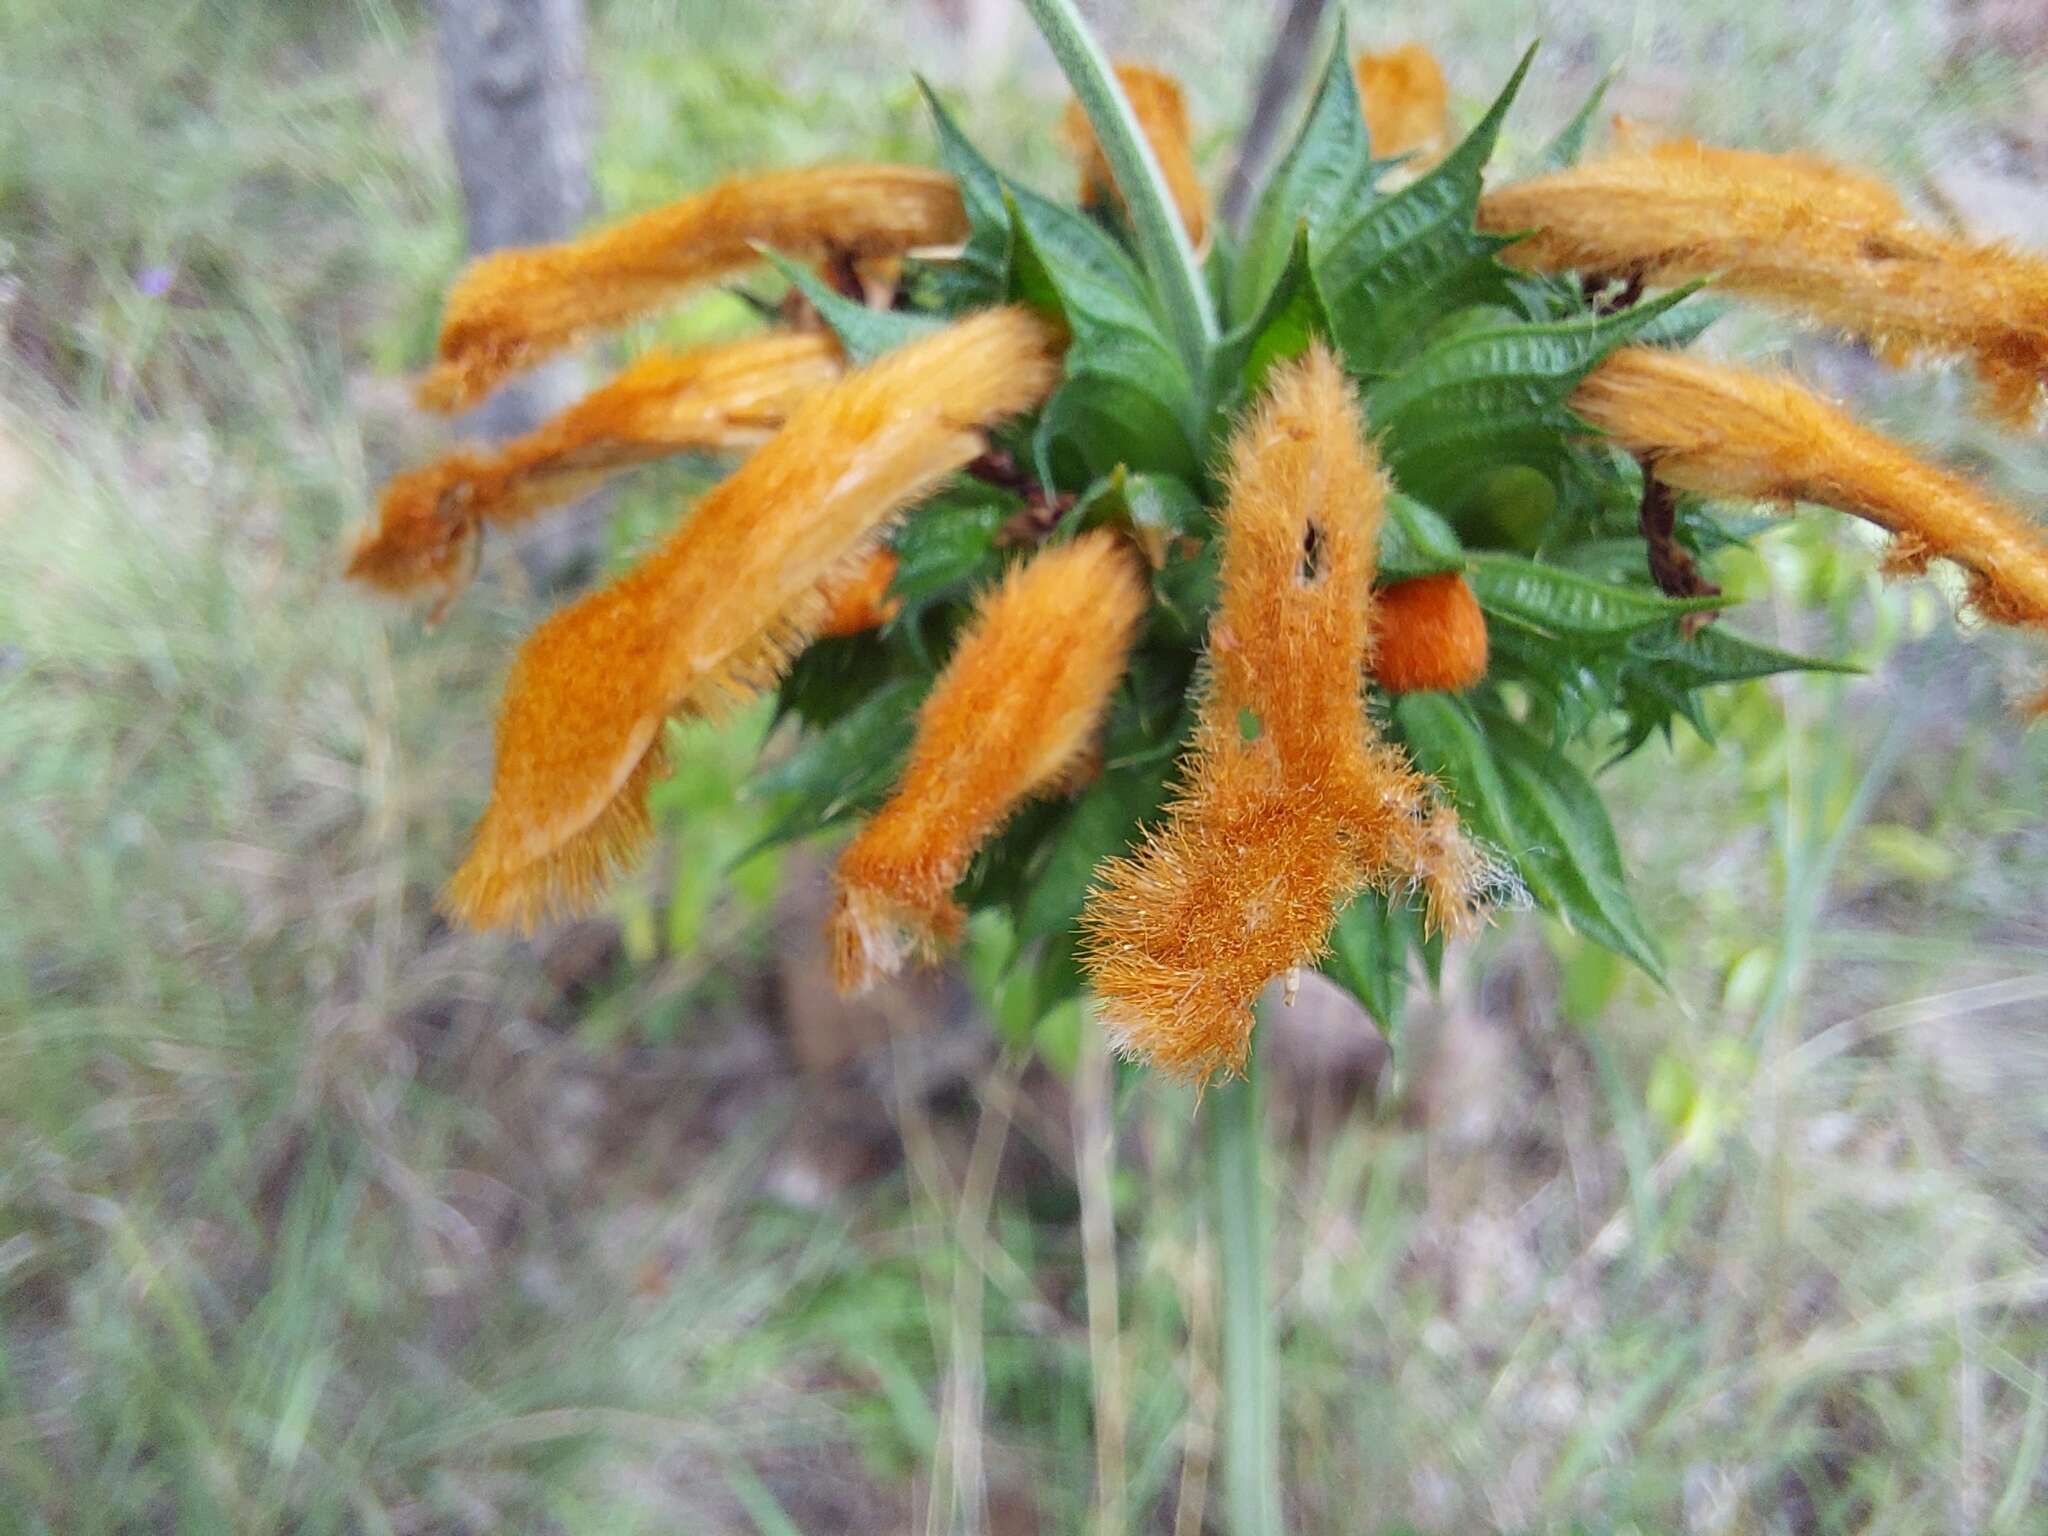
left=1365, top=285, right=1698, bottom=505
left=746, top=677, right=923, bottom=851
left=1034, top=369, right=1202, bottom=488
left=1321, top=890, right=1412, bottom=1036
left=1231, top=16, right=1372, bottom=322
left=1394, top=694, right=1666, bottom=983
left=756, top=247, right=942, bottom=365
left=1379, top=491, right=1466, bottom=580
left=1217, top=224, right=1335, bottom=402
left=1531, top=67, right=1615, bottom=174
left=918, top=79, right=1012, bottom=306
left=1624, top=624, right=1860, bottom=690
left=1467, top=552, right=1723, bottom=640
left=888, top=494, right=1011, bottom=614
left=1317, top=47, right=1533, bottom=374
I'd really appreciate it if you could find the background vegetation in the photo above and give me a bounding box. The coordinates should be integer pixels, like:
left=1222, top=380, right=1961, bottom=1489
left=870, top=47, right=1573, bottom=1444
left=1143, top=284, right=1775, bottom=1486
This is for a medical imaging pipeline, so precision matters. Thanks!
left=3, top=0, right=2045, bottom=1530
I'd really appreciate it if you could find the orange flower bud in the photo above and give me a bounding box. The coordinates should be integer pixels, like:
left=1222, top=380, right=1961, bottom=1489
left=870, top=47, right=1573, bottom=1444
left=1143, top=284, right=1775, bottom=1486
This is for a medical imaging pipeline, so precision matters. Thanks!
left=814, top=547, right=903, bottom=639
left=1354, top=44, right=1451, bottom=165
left=350, top=333, right=845, bottom=611
left=1370, top=572, right=1488, bottom=693
left=1574, top=347, right=2048, bottom=636
left=1060, top=63, right=1210, bottom=251
left=829, top=531, right=1147, bottom=991
left=443, top=306, right=1064, bottom=930
left=1083, top=346, right=1507, bottom=1084
left=419, top=165, right=967, bottom=412
left=1479, top=137, right=2048, bottom=425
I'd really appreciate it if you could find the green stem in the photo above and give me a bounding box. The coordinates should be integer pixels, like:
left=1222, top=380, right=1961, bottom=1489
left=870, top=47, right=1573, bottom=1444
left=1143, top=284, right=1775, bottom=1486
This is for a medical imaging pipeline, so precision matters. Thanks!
left=1205, top=1023, right=1283, bottom=1535
left=1018, top=0, right=1220, bottom=376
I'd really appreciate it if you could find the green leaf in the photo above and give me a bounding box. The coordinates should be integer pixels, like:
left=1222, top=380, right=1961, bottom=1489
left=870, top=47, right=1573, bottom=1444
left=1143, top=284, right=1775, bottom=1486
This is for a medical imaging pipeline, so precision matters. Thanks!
left=1378, top=491, right=1466, bottom=581
left=917, top=79, right=1012, bottom=306
left=887, top=492, right=1011, bottom=614
left=747, top=677, right=924, bottom=848
left=1008, top=185, right=1200, bottom=485
left=1395, top=694, right=1666, bottom=983
left=1531, top=67, right=1615, bottom=174
left=1467, top=552, right=1723, bottom=640
left=756, top=248, right=941, bottom=366
left=1231, top=16, right=1372, bottom=322
left=1013, top=750, right=1178, bottom=943
left=1623, top=624, right=1860, bottom=690
left=1217, top=225, right=1335, bottom=403
left=1316, top=47, right=1534, bottom=375
left=1365, top=285, right=1699, bottom=506
left=1321, top=891, right=1414, bottom=1036
left=1073, top=466, right=1208, bottom=567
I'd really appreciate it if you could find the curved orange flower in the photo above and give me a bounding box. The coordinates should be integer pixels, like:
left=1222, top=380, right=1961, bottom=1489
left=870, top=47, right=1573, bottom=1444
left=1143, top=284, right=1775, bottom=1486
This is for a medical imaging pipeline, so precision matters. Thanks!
left=350, top=333, right=845, bottom=611
left=1355, top=44, right=1451, bottom=166
left=1480, top=137, right=2048, bottom=424
left=1060, top=63, right=1210, bottom=250
left=1371, top=572, right=1488, bottom=693
left=1574, top=347, right=2048, bottom=635
left=420, top=165, right=968, bottom=412
left=1082, top=346, right=1505, bottom=1083
left=444, top=306, right=1064, bottom=930
left=829, top=531, right=1147, bottom=991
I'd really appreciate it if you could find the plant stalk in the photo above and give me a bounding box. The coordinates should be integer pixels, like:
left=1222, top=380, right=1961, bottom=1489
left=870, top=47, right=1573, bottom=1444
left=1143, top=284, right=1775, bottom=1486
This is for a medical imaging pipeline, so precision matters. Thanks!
left=1017, top=0, right=1221, bottom=375
left=1204, top=1020, right=1283, bottom=1535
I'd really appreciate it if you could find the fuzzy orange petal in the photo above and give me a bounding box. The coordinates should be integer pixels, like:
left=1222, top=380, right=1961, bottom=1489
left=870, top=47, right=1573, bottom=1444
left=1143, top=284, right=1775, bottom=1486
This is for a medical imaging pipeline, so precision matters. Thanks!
left=419, top=165, right=967, bottom=411
left=828, top=531, right=1147, bottom=991
left=351, top=333, right=845, bottom=608
left=1574, top=347, right=2048, bottom=634
left=1370, top=572, right=1489, bottom=693
left=1355, top=44, right=1451, bottom=165
left=444, top=306, right=1064, bottom=930
left=1480, top=137, right=2048, bottom=425
left=1060, top=63, right=1210, bottom=251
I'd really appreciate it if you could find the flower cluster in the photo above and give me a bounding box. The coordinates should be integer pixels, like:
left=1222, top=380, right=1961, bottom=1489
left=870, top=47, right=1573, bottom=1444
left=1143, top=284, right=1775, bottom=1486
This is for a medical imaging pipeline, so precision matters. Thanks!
left=356, top=30, right=2048, bottom=1081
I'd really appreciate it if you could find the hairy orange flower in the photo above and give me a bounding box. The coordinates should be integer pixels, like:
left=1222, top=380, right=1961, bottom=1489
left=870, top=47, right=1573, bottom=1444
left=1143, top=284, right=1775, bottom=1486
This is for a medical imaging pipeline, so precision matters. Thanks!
left=419, top=165, right=968, bottom=412
left=1574, top=347, right=2048, bottom=636
left=349, top=333, right=845, bottom=611
left=1082, top=346, right=1505, bottom=1083
left=443, top=306, right=1064, bottom=930
left=1479, top=137, right=2048, bottom=424
left=1371, top=572, right=1489, bottom=692
left=1355, top=44, right=1451, bottom=165
left=829, top=531, right=1147, bottom=991
left=814, top=547, right=904, bottom=639
left=1060, top=63, right=1210, bottom=250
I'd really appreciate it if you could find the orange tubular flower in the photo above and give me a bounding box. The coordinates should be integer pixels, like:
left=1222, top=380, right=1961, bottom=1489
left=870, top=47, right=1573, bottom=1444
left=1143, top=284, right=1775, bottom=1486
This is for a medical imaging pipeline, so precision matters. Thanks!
left=349, top=333, right=845, bottom=611
left=1060, top=63, right=1210, bottom=251
left=1574, top=347, right=2048, bottom=637
left=829, top=531, right=1147, bottom=991
left=418, top=165, right=969, bottom=412
left=1478, top=137, right=2048, bottom=424
left=1354, top=44, right=1451, bottom=165
left=1371, top=572, right=1489, bottom=693
left=1082, top=346, right=1504, bottom=1083
left=443, top=306, right=1064, bottom=931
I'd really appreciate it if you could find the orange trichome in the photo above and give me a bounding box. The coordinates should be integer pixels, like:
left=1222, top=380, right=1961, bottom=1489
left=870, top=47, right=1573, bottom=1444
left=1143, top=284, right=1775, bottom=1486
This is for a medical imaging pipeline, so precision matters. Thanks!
left=1574, top=347, right=2048, bottom=636
left=349, top=332, right=845, bottom=610
left=1479, top=137, right=2048, bottom=424
left=829, top=531, right=1147, bottom=991
left=443, top=306, right=1064, bottom=931
left=419, top=164, right=968, bottom=411
left=1355, top=44, right=1451, bottom=166
left=1060, top=63, right=1210, bottom=251
left=1082, top=346, right=1505, bottom=1084
left=1371, top=572, right=1489, bottom=693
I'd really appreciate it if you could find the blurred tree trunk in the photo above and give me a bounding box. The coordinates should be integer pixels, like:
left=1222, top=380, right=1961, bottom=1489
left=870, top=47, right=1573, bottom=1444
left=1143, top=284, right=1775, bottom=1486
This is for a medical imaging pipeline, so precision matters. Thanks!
left=429, top=0, right=601, bottom=592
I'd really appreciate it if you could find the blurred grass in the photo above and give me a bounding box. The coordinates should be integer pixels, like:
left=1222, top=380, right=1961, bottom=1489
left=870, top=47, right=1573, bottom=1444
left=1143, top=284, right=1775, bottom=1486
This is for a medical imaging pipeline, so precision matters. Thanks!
left=3, top=0, right=2047, bottom=1531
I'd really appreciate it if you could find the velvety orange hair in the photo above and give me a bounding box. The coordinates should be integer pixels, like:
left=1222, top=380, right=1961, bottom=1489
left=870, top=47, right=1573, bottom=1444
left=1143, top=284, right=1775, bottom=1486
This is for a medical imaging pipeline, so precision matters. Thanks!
left=419, top=165, right=967, bottom=411
left=349, top=333, right=845, bottom=611
left=829, top=531, right=1147, bottom=991
left=1082, top=346, right=1506, bottom=1083
left=1480, top=136, right=2048, bottom=424
left=443, top=306, right=1063, bottom=930
left=1575, top=347, right=2048, bottom=635
left=1060, top=63, right=1210, bottom=250
left=1371, top=572, right=1488, bottom=693
left=1355, top=44, right=1451, bottom=165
